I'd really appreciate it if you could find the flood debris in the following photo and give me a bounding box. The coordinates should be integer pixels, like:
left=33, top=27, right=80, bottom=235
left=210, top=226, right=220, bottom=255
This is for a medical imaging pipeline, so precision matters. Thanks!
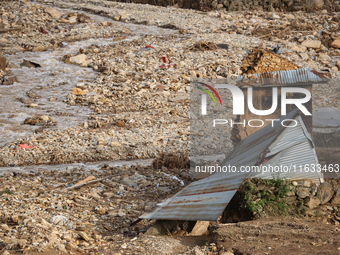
left=240, top=47, right=300, bottom=74
left=188, top=41, right=218, bottom=51
left=141, top=109, right=323, bottom=222
left=152, top=153, right=189, bottom=170
left=23, top=116, right=56, bottom=126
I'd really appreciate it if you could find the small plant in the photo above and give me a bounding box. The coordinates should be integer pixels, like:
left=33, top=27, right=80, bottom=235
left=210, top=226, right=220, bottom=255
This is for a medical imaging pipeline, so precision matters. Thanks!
left=0, top=189, right=13, bottom=195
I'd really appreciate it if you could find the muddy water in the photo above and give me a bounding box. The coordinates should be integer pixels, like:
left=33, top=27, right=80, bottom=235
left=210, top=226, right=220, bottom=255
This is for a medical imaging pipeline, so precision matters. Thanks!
left=0, top=9, right=176, bottom=147
left=0, top=6, right=180, bottom=172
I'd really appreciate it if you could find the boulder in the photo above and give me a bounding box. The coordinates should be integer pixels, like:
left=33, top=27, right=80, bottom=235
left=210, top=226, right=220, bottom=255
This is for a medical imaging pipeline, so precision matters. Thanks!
left=304, top=196, right=320, bottom=209
left=145, top=220, right=165, bottom=235
left=316, top=182, right=333, bottom=205
left=301, top=40, right=321, bottom=49
left=331, top=187, right=340, bottom=206
left=0, top=50, right=7, bottom=71
left=44, top=7, right=61, bottom=19
left=331, top=40, right=340, bottom=49
left=296, top=187, right=310, bottom=199
left=71, top=87, right=88, bottom=96
left=189, top=221, right=209, bottom=236
left=67, top=54, right=87, bottom=65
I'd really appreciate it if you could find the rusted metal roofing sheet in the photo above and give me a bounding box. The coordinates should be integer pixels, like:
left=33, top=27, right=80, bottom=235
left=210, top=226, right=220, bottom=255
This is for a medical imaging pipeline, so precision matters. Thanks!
left=236, top=68, right=331, bottom=87
left=141, top=109, right=325, bottom=221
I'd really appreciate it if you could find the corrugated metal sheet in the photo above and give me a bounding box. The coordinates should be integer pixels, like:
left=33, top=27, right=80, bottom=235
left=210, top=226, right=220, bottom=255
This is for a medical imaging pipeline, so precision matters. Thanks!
left=236, top=68, right=331, bottom=87
left=267, top=116, right=313, bottom=156
left=140, top=109, right=323, bottom=221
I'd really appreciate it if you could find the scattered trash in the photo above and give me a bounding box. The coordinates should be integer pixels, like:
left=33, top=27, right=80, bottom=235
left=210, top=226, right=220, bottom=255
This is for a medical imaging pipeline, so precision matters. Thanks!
left=50, top=215, right=68, bottom=225
left=272, top=44, right=281, bottom=54
left=152, top=153, right=189, bottom=169
left=40, top=27, right=48, bottom=34
left=140, top=45, right=157, bottom=51
left=163, top=173, right=185, bottom=186
left=159, top=57, right=176, bottom=69
left=74, top=175, right=96, bottom=186
left=18, top=144, right=34, bottom=149
left=61, top=178, right=103, bottom=192
left=216, top=44, right=229, bottom=50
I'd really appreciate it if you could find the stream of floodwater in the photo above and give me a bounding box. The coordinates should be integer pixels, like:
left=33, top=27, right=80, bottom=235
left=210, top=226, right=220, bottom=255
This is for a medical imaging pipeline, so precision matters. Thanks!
left=0, top=5, right=180, bottom=173
left=0, top=4, right=225, bottom=175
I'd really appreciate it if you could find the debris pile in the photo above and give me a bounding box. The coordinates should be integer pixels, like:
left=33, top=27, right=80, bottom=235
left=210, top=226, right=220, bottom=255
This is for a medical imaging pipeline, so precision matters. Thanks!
left=152, top=153, right=189, bottom=170
left=188, top=41, right=218, bottom=51
left=240, top=47, right=300, bottom=74
left=0, top=164, right=190, bottom=254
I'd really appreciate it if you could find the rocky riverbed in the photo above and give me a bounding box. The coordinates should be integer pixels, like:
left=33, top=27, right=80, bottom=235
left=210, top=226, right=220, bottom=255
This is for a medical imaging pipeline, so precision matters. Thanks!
left=1, top=0, right=340, bottom=254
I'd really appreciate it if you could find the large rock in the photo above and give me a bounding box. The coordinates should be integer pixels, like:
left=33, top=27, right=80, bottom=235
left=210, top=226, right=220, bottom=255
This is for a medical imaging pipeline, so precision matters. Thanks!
left=0, top=50, right=7, bottom=71
left=44, top=7, right=61, bottom=19
left=189, top=221, right=209, bottom=236
left=331, top=187, right=340, bottom=206
left=304, top=196, right=320, bottom=209
left=296, top=187, right=310, bottom=199
left=301, top=40, right=321, bottom=49
left=67, top=54, right=87, bottom=65
left=331, top=40, right=340, bottom=49
left=145, top=220, right=165, bottom=235
left=316, top=182, right=333, bottom=205
left=310, top=0, right=324, bottom=9
left=71, top=87, right=88, bottom=96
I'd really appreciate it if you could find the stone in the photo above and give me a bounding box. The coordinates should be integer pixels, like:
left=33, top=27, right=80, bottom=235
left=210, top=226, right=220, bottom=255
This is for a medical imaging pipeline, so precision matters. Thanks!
left=331, top=40, right=340, bottom=49
left=0, top=51, right=7, bottom=71
left=145, top=220, right=165, bottom=235
left=302, top=181, right=311, bottom=187
left=32, top=45, right=46, bottom=52
left=1, top=224, right=10, bottom=231
left=67, top=54, right=87, bottom=65
left=65, top=242, right=77, bottom=250
left=299, top=53, right=309, bottom=60
left=301, top=40, right=321, bottom=49
left=284, top=196, right=297, bottom=205
left=270, top=13, right=280, bottom=19
left=189, top=221, right=209, bottom=236
left=317, top=182, right=333, bottom=205
left=336, top=60, right=340, bottom=68
left=292, top=181, right=298, bottom=186
left=317, top=53, right=331, bottom=64
left=72, top=87, right=88, bottom=96
left=331, top=187, right=340, bottom=206
left=116, top=120, right=125, bottom=127
left=44, top=7, right=61, bottom=19
left=296, top=187, right=310, bottom=199
left=311, top=0, right=324, bottom=9
left=96, top=208, right=107, bottom=215
left=79, top=231, right=89, bottom=241
left=304, top=196, right=320, bottom=209
left=220, top=251, right=234, bottom=255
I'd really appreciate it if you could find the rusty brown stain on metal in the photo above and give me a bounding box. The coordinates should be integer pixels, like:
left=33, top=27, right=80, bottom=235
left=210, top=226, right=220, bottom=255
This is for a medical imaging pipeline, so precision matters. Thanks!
left=311, top=70, right=332, bottom=79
